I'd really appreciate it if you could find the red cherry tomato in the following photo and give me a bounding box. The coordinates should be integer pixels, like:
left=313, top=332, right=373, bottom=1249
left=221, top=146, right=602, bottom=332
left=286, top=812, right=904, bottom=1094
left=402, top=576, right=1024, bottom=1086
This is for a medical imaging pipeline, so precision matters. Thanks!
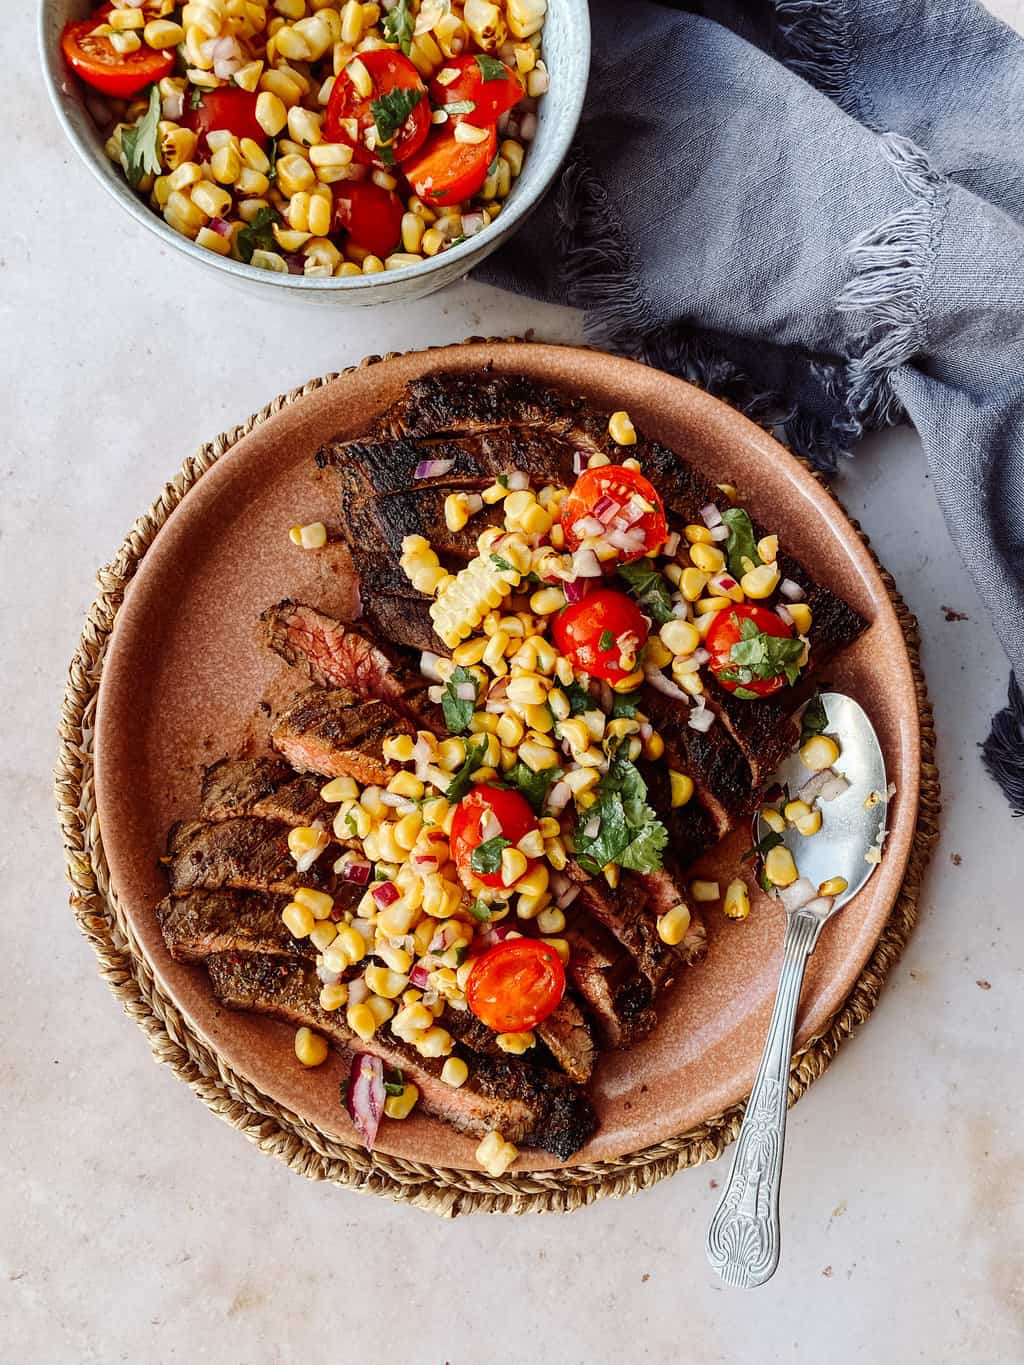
left=61, top=6, right=173, bottom=97
left=402, top=122, right=497, bottom=207
left=552, top=590, right=650, bottom=685
left=707, top=603, right=795, bottom=697
left=323, top=49, right=429, bottom=168
left=332, top=181, right=404, bottom=257
left=466, top=939, right=566, bottom=1033
left=449, top=786, right=538, bottom=890
left=428, top=54, right=524, bottom=128
left=184, top=88, right=267, bottom=152
left=561, top=466, right=668, bottom=563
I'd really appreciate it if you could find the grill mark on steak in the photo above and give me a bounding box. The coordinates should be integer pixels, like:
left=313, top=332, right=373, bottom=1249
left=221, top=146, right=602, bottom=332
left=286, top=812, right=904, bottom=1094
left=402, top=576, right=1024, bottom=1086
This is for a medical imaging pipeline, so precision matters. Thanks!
left=366, top=372, right=583, bottom=442
left=562, top=926, right=657, bottom=1050
left=157, top=889, right=315, bottom=961
left=272, top=688, right=403, bottom=785
left=167, top=818, right=335, bottom=896
left=206, top=952, right=596, bottom=1158
left=359, top=592, right=441, bottom=656
left=532, top=995, right=596, bottom=1084
left=201, top=757, right=336, bottom=828
left=636, top=759, right=719, bottom=871
left=567, top=868, right=680, bottom=992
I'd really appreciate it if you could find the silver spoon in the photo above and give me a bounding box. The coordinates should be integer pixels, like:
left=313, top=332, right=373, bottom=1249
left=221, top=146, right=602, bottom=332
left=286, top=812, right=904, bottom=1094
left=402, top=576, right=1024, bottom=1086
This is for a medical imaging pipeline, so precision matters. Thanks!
left=706, top=692, right=888, bottom=1289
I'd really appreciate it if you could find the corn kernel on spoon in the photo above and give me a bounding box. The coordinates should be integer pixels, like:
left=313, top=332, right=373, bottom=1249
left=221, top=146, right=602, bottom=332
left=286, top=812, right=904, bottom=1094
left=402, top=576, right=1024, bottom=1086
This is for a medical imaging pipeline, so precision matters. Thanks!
left=706, top=692, right=888, bottom=1289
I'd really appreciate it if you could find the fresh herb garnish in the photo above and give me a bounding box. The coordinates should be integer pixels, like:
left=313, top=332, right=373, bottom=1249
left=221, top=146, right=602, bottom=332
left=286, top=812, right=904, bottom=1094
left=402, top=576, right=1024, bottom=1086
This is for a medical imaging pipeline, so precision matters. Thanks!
left=475, top=54, right=507, bottom=81
left=344, top=811, right=358, bottom=837
left=188, top=87, right=205, bottom=111
left=741, top=829, right=785, bottom=863
left=610, top=693, right=638, bottom=719
left=236, top=205, right=283, bottom=263
left=441, top=664, right=479, bottom=734
left=470, top=835, right=511, bottom=876
left=486, top=151, right=501, bottom=176
left=720, top=614, right=805, bottom=687
left=383, top=1068, right=405, bottom=1097
left=121, top=85, right=162, bottom=189
left=371, top=86, right=423, bottom=164
left=468, top=898, right=493, bottom=923
left=444, top=737, right=486, bottom=802
left=505, top=761, right=559, bottom=814
left=491, top=552, right=515, bottom=572
left=732, top=686, right=761, bottom=699
left=265, top=137, right=279, bottom=182
left=800, top=691, right=829, bottom=745
left=497, top=473, right=510, bottom=488
left=573, top=756, right=669, bottom=876
left=564, top=680, right=592, bottom=715
left=720, top=507, right=762, bottom=580
left=617, top=560, right=675, bottom=625
left=443, top=100, right=476, bottom=115
left=598, top=629, right=615, bottom=652
left=382, top=0, right=414, bottom=52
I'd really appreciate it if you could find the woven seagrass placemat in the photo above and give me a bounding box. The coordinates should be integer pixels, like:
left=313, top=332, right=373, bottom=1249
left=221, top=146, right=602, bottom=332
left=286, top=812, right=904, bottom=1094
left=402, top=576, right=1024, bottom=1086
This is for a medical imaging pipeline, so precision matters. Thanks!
left=55, top=341, right=940, bottom=1217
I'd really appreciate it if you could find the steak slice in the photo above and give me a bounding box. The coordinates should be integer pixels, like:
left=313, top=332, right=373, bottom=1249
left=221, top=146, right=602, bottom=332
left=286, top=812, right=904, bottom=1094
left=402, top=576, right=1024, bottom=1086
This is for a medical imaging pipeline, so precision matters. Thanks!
left=262, top=600, right=442, bottom=732
left=637, top=868, right=708, bottom=964
left=563, top=926, right=657, bottom=1050
left=568, top=868, right=680, bottom=992
left=206, top=952, right=597, bottom=1159
left=167, top=818, right=334, bottom=896
left=533, top=995, right=597, bottom=1085
left=272, top=688, right=403, bottom=785
left=358, top=591, right=441, bottom=657
left=701, top=679, right=798, bottom=788
left=366, top=371, right=582, bottom=442
left=157, top=889, right=314, bottom=961
left=201, top=757, right=335, bottom=828
left=635, top=759, right=719, bottom=872
left=642, top=690, right=754, bottom=835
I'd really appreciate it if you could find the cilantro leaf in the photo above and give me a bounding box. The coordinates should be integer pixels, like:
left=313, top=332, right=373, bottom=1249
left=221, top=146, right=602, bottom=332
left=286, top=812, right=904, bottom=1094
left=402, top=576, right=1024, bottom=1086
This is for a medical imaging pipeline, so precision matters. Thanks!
left=475, top=54, right=507, bottom=81
left=573, top=756, right=668, bottom=876
left=727, top=617, right=805, bottom=688
left=491, top=552, right=515, bottom=572
left=741, top=830, right=784, bottom=863
left=383, top=1071, right=405, bottom=1097
left=470, top=835, right=510, bottom=876
left=610, top=694, right=638, bottom=720
left=444, top=737, right=486, bottom=803
left=188, top=87, right=205, bottom=112
left=371, top=86, right=423, bottom=164
left=617, top=560, right=675, bottom=625
left=505, top=761, right=559, bottom=814
left=441, top=665, right=479, bottom=735
left=564, top=680, right=592, bottom=715
left=720, top=507, right=762, bottom=580
left=468, top=898, right=493, bottom=923
left=122, top=85, right=162, bottom=189
left=598, top=629, right=615, bottom=652
left=382, top=0, right=414, bottom=53
left=236, top=206, right=283, bottom=263
left=800, top=692, right=829, bottom=745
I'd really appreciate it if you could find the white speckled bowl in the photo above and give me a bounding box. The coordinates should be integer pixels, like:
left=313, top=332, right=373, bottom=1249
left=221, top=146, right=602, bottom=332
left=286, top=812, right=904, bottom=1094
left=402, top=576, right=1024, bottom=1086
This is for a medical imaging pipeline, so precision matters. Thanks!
left=39, top=1, right=589, bottom=303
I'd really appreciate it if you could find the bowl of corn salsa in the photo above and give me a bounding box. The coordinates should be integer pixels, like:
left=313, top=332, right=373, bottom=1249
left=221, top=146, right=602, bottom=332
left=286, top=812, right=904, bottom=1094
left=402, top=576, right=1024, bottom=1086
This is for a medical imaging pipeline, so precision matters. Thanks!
left=41, top=0, right=589, bottom=302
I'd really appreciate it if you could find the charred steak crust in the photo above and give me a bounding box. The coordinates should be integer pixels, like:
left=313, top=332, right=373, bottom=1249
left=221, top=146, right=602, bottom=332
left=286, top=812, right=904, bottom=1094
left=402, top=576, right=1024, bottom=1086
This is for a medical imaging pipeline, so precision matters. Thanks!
left=271, top=688, right=401, bottom=786
left=201, top=757, right=336, bottom=828
left=167, top=817, right=334, bottom=896
left=157, top=889, right=315, bottom=961
left=207, top=952, right=596, bottom=1159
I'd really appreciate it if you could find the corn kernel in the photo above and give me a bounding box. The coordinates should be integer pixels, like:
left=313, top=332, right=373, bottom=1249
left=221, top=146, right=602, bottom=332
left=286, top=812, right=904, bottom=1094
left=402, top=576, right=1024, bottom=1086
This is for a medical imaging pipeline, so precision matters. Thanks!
left=319, top=980, right=348, bottom=1010
left=537, top=905, right=565, bottom=935
left=757, top=534, right=779, bottom=563
left=500, top=846, right=529, bottom=887
left=475, top=1129, right=518, bottom=1177
left=784, top=799, right=812, bottom=824
left=294, top=887, right=334, bottom=918
left=819, top=876, right=848, bottom=898
left=608, top=410, right=637, bottom=445
left=282, top=902, right=315, bottom=938
left=795, top=809, right=823, bottom=836
left=764, top=845, right=798, bottom=887
left=363, top=965, right=409, bottom=999
left=660, top=619, right=701, bottom=657
left=441, top=1056, right=469, bottom=1088
left=320, top=774, right=359, bottom=802
left=346, top=1002, right=377, bottom=1041
left=690, top=543, right=726, bottom=574
left=800, top=734, right=840, bottom=771
left=669, top=770, right=694, bottom=808
left=294, top=1026, right=329, bottom=1066
left=496, top=1031, right=536, bottom=1055
left=416, top=1026, right=453, bottom=1058
left=690, top=879, right=720, bottom=902
left=657, top=903, right=691, bottom=946
left=787, top=602, right=813, bottom=634
left=384, top=1082, right=419, bottom=1120
left=256, top=90, right=288, bottom=136
left=684, top=523, right=714, bottom=545
left=723, top=879, right=751, bottom=920
left=741, top=564, right=781, bottom=599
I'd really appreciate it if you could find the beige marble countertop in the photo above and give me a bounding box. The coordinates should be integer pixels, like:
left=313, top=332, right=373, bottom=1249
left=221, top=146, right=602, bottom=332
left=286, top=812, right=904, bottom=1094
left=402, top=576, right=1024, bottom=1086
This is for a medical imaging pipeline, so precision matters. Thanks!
left=3, top=4, right=1023, bottom=1362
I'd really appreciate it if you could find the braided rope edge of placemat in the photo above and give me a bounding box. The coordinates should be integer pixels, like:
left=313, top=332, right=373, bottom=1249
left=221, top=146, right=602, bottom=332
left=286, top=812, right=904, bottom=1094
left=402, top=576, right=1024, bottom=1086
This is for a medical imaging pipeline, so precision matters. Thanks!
left=55, top=338, right=941, bottom=1218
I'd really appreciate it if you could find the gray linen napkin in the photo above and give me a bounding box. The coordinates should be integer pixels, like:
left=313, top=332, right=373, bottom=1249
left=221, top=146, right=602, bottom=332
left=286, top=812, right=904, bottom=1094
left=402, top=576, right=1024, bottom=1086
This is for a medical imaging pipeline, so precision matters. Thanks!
left=481, top=0, right=1024, bottom=812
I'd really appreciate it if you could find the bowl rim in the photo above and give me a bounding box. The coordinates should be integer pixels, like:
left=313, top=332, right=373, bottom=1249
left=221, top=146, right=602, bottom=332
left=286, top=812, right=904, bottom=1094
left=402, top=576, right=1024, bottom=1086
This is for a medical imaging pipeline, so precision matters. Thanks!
left=38, top=0, right=590, bottom=292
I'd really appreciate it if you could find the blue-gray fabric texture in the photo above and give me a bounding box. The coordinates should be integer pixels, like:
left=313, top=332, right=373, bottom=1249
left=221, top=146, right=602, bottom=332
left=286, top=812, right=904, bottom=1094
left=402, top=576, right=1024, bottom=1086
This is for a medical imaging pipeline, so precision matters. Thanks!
left=481, top=0, right=1024, bottom=811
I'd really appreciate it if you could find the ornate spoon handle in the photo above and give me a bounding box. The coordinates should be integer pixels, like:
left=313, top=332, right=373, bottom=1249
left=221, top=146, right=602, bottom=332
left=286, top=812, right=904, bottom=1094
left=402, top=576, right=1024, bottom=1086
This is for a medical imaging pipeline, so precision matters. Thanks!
left=706, top=911, right=821, bottom=1288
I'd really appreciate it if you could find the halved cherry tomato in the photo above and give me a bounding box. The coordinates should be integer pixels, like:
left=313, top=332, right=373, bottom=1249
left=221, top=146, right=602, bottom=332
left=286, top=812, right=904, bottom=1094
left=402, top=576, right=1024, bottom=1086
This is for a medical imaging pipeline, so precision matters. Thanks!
left=61, top=6, right=173, bottom=97
left=707, top=603, right=795, bottom=698
left=450, top=786, right=538, bottom=890
left=428, top=54, right=524, bottom=128
left=561, top=465, right=668, bottom=563
left=403, top=122, right=497, bottom=208
left=466, top=939, right=566, bottom=1033
left=332, top=181, right=404, bottom=257
left=323, top=49, right=429, bottom=168
left=184, top=88, right=266, bottom=152
left=552, top=589, right=650, bottom=685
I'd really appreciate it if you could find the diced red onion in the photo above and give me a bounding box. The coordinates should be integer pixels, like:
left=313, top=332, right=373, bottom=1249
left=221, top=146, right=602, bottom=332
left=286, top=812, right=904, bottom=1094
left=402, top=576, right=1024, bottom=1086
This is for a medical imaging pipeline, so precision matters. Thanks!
left=572, top=548, right=602, bottom=578
left=208, top=216, right=233, bottom=238
left=409, top=962, right=431, bottom=989
left=802, top=896, right=835, bottom=917
left=427, top=830, right=448, bottom=843
left=818, top=772, right=851, bottom=802
left=497, top=110, right=510, bottom=133
left=798, top=770, right=832, bottom=803
left=563, top=577, right=590, bottom=603
left=412, top=733, right=432, bottom=778
left=519, top=111, right=537, bottom=141
left=488, top=676, right=509, bottom=702
left=343, top=858, right=371, bottom=884
left=598, top=680, right=614, bottom=712
left=346, top=1053, right=385, bottom=1149
left=572, top=451, right=586, bottom=474
left=482, top=924, right=520, bottom=948
left=779, top=578, right=805, bottom=601
left=700, top=502, right=723, bottom=528
left=638, top=722, right=653, bottom=740
left=348, top=976, right=369, bottom=1005
left=420, top=651, right=444, bottom=682
left=556, top=882, right=580, bottom=910
left=413, top=854, right=438, bottom=870
left=776, top=604, right=794, bottom=627
left=687, top=704, right=715, bottom=732
left=778, top=877, right=818, bottom=912
left=572, top=515, right=604, bottom=539
left=716, top=575, right=739, bottom=593
left=455, top=681, right=476, bottom=701
left=506, top=470, right=530, bottom=491
left=480, top=811, right=503, bottom=842
left=162, top=90, right=185, bottom=120
left=662, top=531, right=681, bottom=557
left=710, top=524, right=730, bottom=542
left=414, top=458, right=456, bottom=479
left=644, top=666, right=688, bottom=700
left=295, top=843, right=327, bottom=873
left=606, top=526, right=647, bottom=554
left=371, top=881, right=399, bottom=908
left=546, top=781, right=572, bottom=813
left=592, top=495, right=621, bottom=524
left=582, top=815, right=600, bottom=839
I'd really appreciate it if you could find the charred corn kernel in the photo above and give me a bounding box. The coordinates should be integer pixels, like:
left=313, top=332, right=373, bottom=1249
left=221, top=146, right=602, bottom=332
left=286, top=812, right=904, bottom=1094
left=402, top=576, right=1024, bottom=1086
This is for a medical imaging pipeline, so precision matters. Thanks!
left=384, top=1083, right=419, bottom=1120
left=287, top=825, right=329, bottom=857
left=195, top=225, right=232, bottom=254
left=282, top=902, right=315, bottom=937
left=293, top=887, right=334, bottom=918
left=256, top=90, right=288, bottom=135
left=363, top=965, right=408, bottom=999
left=796, top=809, right=823, bottom=837
left=819, top=876, right=848, bottom=898
left=684, top=523, right=714, bottom=545
left=346, top=1002, right=377, bottom=1041
left=741, top=564, right=781, bottom=599
left=388, top=771, right=425, bottom=800
left=657, top=902, right=691, bottom=946
left=756, top=534, right=779, bottom=563
left=537, top=905, right=565, bottom=935
left=416, top=1026, right=453, bottom=1058
left=500, top=847, right=529, bottom=886
left=691, top=879, right=720, bottom=902
left=787, top=602, right=813, bottom=634
left=724, top=879, right=751, bottom=920
left=318, top=980, right=348, bottom=1011
left=476, top=1129, right=518, bottom=1176
left=159, top=123, right=198, bottom=170
left=321, top=774, right=359, bottom=802
left=695, top=596, right=730, bottom=616
left=168, top=160, right=203, bottom=192
left=669, top=770, right=694, bottom=807
left=660, top=619, right=701, bottom=656
left=608, top=410, right=636, bottom=445
left=784, top=799, right=812, bottom=824
left=690, top=543, right=726, bottom=574
left=497, top=1031, right=536, bottom=1055
left=441, top=1057, right=468, bottom=1088
left=765, top=845, right=798, bottom=887
left=294, top=1027, right=329, bottom=1066
left=800, top=734, right=840, bottom=771
left=761, top=806, right=786, bottom=834
left=310, top=921, right=338, bottom=952
left=544, top=836, right=567, bottom=870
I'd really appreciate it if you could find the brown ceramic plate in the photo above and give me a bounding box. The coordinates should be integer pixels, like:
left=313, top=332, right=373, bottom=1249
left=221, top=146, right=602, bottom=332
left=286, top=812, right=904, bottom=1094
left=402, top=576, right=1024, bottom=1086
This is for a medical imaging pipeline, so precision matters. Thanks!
left=94, top=342, right=919, bottom=1172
